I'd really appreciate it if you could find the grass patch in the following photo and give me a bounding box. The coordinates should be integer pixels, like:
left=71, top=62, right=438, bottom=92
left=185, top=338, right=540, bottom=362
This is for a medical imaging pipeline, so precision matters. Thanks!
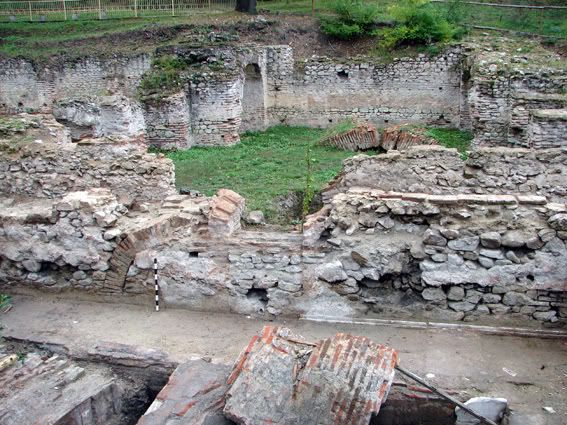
left=0, top=14, right=235, bottom=60
left=0, top=117, right=32, bottom=136
left=426, top=127, right=472, bottom=159
left=164, top=125, right=373, bottom=223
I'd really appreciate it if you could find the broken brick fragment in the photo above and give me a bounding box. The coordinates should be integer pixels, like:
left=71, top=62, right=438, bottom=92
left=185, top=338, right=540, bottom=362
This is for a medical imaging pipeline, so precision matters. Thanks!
left=223, top=326, right=398, bottom=425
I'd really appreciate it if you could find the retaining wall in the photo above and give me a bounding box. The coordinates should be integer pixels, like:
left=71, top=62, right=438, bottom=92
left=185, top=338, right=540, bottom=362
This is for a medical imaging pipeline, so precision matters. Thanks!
left=325, top=146, right=567, bottom=204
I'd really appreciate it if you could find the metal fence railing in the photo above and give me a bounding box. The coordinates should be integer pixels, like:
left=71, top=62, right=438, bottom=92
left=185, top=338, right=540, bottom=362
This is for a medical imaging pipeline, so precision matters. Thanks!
left=0, top=0, right=236, bottom=22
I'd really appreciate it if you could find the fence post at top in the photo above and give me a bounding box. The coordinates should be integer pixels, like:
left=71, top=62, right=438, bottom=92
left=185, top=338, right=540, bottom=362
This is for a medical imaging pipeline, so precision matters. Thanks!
left=28, top=1, right=32, bottom=21
left=171, top=0, right=175, bottom=16
left=134, top=0, right=138, bottom=17
left=98, top=0, right=102, bottom=19
left=62, top=0, right=67, bottom=20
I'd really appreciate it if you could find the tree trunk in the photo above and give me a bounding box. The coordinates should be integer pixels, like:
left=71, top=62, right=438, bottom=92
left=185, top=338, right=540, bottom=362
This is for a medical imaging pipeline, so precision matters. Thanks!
left=235, top=0, right=256, bottom=14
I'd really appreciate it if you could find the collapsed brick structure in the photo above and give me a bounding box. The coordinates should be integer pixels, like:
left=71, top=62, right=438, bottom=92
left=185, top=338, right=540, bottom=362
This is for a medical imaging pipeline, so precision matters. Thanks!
left=224, top=326, right=398, bottom=425
left=0, top=352, right=123, bottom=425
left=137, top=326, right=399, bottom=425
left=320, top=122, right=381, bottom=151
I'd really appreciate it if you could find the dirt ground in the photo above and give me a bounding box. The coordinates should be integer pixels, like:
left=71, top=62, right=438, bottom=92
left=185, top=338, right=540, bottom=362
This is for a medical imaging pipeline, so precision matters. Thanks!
left=0, top=14, right=385, bottom=62
left=1, top=294, right=566, bottom=424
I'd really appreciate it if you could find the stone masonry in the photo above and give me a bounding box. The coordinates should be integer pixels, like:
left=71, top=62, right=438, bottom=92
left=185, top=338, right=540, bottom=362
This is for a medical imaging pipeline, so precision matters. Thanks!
left=527, top=109, right=567, bottom=149
left=1, top=41, right=565, bottom=148
left=0, top=136, right=176, bottom=203
left=325, top=146, right=567, bottom=204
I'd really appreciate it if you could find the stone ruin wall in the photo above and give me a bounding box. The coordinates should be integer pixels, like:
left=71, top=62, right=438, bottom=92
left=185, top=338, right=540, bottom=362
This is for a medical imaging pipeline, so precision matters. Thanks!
left=0, top=134, right=565, bottom=325
left=466, top=53, right=567, bottom=148
left=0, top=55, right=150, bottom=140
left=0, top=46, right=464, bottom=148
left=527, top=109, right=567, bottom=149
left=325, top=146, right=567, bottom=204
left=266, top=47, right=464, bottom=129
left=0, top=137, right=176, bottom=203
left=1, top=44, right=565, bottom=149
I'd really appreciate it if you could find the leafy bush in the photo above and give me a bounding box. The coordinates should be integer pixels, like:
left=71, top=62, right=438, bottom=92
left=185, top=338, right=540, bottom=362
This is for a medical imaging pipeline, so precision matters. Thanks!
left=380, top=0, right=456, bottom=49
left=320, top=0, right=382, bottom=40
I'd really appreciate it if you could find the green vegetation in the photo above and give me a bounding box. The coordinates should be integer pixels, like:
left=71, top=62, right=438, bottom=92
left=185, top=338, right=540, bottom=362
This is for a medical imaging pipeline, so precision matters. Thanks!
left=1, top=1, right=565, bottom=62
left=164, top=126, right=372, bottom=223
left=302, top=143, right=315, bottom=224
left=319, top=0, right=459, bottom=46
left=139, top=56, right=191, bottom=100
left=426, top=127, right=472, bottom=158
left=319, top=0, right=382, bottom=40
left=0, top=117, right=30, bottom=136
left=260, top=0, right=567, bottom=39
left=0, top=294, right=11, bottom=311
left=0, top=15, right=232, bottom=60
left=163, top=125, right=472, bottom=223
left=379, top=0, right=459, bottom=49
left=139, top=54, right=228, bottom=101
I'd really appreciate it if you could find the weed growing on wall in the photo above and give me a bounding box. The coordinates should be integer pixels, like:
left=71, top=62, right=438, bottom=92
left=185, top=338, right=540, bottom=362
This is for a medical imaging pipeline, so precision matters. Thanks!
left=302, top=142, right=315, bottom=228
left=138, top=54, right=227, bottom=101
left=138, top=56, right=187, bottom=99
left=0, top=117, right=31, bottom=136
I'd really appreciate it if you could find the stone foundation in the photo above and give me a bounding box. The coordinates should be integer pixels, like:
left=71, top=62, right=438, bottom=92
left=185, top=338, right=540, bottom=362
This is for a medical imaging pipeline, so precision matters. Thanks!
left=3, top=162, right=564, bottom=326
left=325, top=146, right=567, bottom=204
left=0, top=136, right=176, bottom=202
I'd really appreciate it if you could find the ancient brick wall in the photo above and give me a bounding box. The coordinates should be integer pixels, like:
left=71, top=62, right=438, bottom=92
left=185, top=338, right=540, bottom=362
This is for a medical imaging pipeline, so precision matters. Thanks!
left=527, top=109, right=567, bottom=148
left=467, top=52, right=567, bottom=147
left=266, top=48, right=464, bottom=129
left=0, top=138, right=176, bottom=202
left=1, top=46, right=468, bottom=148
left=0, top=55, right=150, bottom=114
left=143, top=93, right=193, bottom=149
left=188, top=77, right=243, bottom=146
left=326, top=146, right=567, bottom=204
left=2, top=44, right=566, bottom=148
